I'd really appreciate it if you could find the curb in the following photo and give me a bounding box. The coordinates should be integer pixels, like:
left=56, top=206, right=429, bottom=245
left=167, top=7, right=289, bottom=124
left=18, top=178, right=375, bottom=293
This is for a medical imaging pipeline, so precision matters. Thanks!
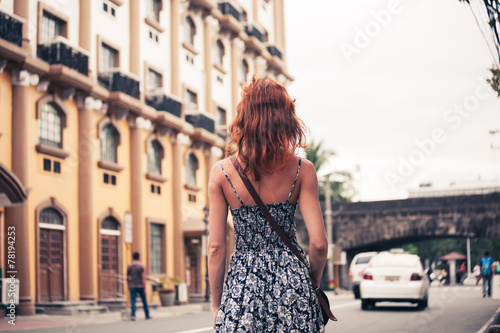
left=478, top=305, right=500, bottom=333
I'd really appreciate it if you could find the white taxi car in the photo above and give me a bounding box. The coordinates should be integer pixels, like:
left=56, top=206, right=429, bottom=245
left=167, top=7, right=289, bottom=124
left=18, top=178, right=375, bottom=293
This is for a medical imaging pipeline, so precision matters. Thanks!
left=359, top=251, right=429, bottom=310
left=349, top=251, right=377, bottom=299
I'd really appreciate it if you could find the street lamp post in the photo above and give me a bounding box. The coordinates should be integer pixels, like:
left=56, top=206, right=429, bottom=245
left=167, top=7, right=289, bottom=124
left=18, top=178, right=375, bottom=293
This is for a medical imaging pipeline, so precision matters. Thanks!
left=203, top=205, right=210, bottom=303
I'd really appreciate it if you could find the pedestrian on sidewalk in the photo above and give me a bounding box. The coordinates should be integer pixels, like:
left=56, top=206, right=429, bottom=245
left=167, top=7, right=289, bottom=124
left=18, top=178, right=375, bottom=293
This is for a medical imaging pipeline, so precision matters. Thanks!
left=127, top=252, right=151, bottom=320
left=473, top=263, right=482, bottom=285
left=479, top=250, right=494, bottom=298
left=208, top=76, right=329, bottom=332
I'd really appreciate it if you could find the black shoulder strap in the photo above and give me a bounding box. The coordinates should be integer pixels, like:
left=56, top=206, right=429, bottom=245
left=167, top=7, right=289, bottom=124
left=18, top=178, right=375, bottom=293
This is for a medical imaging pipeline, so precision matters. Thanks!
left=233, top=159, right=308, bottom=268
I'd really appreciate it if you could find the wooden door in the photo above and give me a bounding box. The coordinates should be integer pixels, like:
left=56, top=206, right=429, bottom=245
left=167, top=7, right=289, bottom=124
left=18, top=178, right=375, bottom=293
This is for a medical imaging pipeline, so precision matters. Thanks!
left=100, top=234, right=120, bottom=298
left=39, top=229, right=64, bottom=302
left=186, top=238, right=200, bottom=294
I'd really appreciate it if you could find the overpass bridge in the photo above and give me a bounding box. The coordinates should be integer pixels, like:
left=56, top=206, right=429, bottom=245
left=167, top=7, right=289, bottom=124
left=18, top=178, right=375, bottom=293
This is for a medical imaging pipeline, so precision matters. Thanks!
left=304, top=192, right=500, bottom=289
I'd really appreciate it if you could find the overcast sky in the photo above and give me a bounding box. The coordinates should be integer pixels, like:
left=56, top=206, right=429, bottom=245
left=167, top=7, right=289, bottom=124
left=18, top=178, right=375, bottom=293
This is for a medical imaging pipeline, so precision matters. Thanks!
left=285, top=0, right=500, bottom=201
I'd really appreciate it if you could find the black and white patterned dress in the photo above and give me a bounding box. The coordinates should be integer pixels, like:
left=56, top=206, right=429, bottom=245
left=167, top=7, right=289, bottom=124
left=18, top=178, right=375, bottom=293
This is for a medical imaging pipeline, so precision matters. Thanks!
left=215, top=159, right=325, bottom=332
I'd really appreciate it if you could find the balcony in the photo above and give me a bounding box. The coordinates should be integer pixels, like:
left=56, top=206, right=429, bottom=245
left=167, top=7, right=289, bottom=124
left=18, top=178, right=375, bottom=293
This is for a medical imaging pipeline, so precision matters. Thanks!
left=98, top=69, right=140, bottom=100
left=245, top=23, right=266, bottom=43
left=266, top=44, right=282, bottom=60
left=146, top=92, right=182, bottom=118
left=0, top=11, right=23, bottom=47
left=218, top=2, right=241, bottom=22
left=185, top=112, right=215, bottom=133
left=37, top=38, right=89, bottom=76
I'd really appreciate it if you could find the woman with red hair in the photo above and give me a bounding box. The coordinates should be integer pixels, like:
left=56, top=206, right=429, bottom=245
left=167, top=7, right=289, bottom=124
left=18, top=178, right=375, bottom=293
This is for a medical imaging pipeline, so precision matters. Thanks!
left=208, top=76, right=328, bottom=332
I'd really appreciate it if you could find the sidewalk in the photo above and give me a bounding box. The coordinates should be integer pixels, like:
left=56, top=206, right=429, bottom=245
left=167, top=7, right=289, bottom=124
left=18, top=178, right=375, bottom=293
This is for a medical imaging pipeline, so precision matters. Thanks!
left=0, top=290, right=351, bottom=331
left=0, top=302, right=211, bottom=331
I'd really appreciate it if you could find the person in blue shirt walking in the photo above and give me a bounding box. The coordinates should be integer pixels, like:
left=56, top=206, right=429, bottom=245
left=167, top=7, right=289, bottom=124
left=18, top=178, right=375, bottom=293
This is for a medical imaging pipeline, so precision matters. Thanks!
left=479, top=251, right=495, bottom=298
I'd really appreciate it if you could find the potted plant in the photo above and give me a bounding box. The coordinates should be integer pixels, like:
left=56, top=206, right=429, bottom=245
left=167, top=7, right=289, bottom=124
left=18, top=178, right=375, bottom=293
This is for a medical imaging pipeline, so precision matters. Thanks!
left=158, top=276, right=181, bottom=306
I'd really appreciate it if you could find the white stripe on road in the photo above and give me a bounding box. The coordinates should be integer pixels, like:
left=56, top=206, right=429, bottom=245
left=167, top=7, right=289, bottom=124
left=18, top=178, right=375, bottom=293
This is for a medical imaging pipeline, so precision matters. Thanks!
left=171, top=302, right=359, bottom=333
left=477, top=304, right=500, bottom=333
left=173, top=327, right=213, bottom=333
left=332, top=300, right=359, bottom=309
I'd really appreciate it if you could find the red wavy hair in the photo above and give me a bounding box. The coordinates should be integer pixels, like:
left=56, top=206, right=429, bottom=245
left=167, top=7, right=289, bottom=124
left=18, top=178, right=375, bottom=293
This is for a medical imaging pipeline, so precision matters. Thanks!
left=226, top=75, right=307, bottom=180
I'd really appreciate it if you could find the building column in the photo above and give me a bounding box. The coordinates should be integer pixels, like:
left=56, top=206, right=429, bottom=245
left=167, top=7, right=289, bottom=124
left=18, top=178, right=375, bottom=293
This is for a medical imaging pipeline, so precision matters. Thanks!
left=5, top=71, right=33, bottom=315
left=170, top=0, right=180, bottom=96
left=171, top=133, right=187, bottom=282
left=231, top=38, right=244, bottom=119
left=129, top=0, right=140, bottom=77
left=79, top=0, right=91, bottom=51
left=203, top=15, right=216, bottom=116
left=129, top=118, right=145, bottom=256
left=273, top=0, right=285, bottom=63
left=14, top=0, right=31, bottom=53
left=252, top=0, right=259, bottom=23
left=76, top=96, right=96, bottom=301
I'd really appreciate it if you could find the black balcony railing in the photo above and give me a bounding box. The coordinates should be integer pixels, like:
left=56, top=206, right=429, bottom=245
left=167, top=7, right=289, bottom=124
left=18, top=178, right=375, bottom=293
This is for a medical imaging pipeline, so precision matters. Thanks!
left=245, top=24, right=266, bottom=43
left=186, top=113, right=215, bottom=133
left=267, top=44, right=282, bottom=60
left=218, top=2, right=241, bottom=22
left=37, top=41, right=89, bottom=76
left=98, top=71, right=140, bottom=100
left=146, top=93, right=182, bottom=118
left=0, top=11, right=22, bottom=47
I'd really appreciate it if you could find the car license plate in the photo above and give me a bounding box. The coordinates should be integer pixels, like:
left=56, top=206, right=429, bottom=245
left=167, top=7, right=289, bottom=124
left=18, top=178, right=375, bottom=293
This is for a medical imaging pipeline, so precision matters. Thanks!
left=385, top=276, right=400, bottom=281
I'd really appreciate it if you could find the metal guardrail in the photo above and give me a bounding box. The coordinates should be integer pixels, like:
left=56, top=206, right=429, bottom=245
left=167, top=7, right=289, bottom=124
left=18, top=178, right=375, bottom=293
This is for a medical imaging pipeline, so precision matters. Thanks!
left=218, top=2, right=241, bottom=22
left=98, top=69, right=140, bottom=100
left=37, top=39, right=89, bottom=76
left=0, top=11, right=22, bottom=47
left=146, top=93, right=182, bottom=118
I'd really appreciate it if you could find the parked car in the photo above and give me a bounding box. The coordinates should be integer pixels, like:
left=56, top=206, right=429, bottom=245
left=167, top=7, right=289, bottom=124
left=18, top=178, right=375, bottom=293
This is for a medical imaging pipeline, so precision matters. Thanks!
left=360, top=251, right=429, bottom=310
left=349, top=251, right=377, bottom=299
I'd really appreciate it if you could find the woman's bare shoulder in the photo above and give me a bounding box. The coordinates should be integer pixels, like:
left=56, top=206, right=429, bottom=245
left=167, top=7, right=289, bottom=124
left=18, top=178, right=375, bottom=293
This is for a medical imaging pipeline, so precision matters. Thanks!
left=209, top=157, right=232, bottom=182
left=298, top=158, right=317, bottom=175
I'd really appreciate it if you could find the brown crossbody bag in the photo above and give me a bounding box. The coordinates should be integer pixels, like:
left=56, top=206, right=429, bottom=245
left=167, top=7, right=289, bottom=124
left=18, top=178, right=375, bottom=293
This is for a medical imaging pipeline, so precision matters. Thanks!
left=233, top=159, right=338, bottom=325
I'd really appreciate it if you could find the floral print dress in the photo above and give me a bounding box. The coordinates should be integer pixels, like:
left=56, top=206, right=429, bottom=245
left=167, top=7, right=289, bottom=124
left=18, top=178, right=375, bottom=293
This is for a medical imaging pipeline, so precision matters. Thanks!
left=215, top=159, right=325, bottom=332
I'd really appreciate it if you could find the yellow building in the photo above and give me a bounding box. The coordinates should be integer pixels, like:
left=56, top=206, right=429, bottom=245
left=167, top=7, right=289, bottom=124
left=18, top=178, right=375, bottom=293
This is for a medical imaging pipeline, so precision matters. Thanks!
left=0, top=0, right=291, bottom=315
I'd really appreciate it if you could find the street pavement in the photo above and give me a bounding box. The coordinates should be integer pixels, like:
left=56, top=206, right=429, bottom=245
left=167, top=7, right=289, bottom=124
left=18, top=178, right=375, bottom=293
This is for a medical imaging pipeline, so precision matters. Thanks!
left=0, top=286, right=499, bottom=332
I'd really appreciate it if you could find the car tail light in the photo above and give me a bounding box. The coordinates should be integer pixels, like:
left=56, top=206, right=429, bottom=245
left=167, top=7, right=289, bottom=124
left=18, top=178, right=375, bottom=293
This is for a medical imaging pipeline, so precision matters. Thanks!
left=410, top=273, right=422, bottom=281
left=363, top=273, right=373, bottom=280
left=349, top=271, right=353, bottom=277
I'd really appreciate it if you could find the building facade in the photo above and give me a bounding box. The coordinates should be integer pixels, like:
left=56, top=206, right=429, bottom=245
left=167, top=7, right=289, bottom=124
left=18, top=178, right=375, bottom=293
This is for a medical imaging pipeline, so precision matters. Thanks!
left=0, top=0, right=291, bottom=315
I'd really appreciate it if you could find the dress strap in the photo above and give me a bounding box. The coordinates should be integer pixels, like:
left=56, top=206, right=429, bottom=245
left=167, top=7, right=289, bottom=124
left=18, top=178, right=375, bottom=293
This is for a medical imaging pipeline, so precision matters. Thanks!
left=287, top=158, right=302, bottom=201
left=219, top=162, right=244, bottom=205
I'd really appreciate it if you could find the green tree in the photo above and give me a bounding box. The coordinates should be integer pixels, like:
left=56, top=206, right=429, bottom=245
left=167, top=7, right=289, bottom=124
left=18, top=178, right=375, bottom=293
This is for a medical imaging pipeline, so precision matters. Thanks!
left=305, top=140, right=334, bottom=173
left=304, top=139, right=355, bottom=202
left=459, top=0, right=500, bottom=95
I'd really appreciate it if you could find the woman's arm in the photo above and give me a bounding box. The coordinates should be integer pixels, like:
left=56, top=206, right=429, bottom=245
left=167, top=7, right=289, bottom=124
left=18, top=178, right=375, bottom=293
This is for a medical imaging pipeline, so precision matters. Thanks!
left=298, top=160, right=328, bottom=287
left=208, top=162, right=229, bottom=320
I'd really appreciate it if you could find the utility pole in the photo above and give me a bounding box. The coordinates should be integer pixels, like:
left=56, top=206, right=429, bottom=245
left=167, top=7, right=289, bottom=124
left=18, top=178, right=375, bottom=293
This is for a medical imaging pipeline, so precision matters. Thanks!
left=467, top=237, right=471, bottom=277
left=325, top=176, right=334, bottom=290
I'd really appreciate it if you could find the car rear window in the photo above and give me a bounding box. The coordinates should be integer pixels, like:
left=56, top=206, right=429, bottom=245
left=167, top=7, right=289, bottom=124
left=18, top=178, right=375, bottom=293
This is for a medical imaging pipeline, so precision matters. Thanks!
left=356, top=256, right=373, bottom=264
left=370, top=254, right=420, bottom=268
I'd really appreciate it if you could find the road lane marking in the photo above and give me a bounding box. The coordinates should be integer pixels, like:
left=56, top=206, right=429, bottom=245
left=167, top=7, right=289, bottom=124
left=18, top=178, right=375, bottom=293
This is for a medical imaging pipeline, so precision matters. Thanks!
left=171, top=302, right=360, bottom=333
left=477, top=305, right=500, bottom=333
left=332, top=301, right=359, bottom=309
left=173, top=327, right=213, bottom=333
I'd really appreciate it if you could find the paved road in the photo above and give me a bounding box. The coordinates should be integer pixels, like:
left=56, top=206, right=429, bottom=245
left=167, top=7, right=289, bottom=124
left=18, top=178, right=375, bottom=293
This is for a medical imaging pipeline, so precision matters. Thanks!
left=3, top=286, right=499, bottom=333
left=328, top=285, right=500, bottom=333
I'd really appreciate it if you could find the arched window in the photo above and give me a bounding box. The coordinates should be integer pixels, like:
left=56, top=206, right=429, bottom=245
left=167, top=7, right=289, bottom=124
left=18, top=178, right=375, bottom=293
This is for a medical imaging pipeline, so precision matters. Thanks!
left=100, top=124, right=119, bottom=163
left=147, top=139, right=163, bottom=175
left=102, top=216, right=119, bottom=230
left=185, top=17, right=195, bottom=45
left=241, top=59, right=249, bottom=84
left=186, top=153, right=198, bottom=186
left=38, top=102, right=63, bottom=148
left=216, top=40, right=224, bottom=66
left=40, top=207, right=63, bottom=225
